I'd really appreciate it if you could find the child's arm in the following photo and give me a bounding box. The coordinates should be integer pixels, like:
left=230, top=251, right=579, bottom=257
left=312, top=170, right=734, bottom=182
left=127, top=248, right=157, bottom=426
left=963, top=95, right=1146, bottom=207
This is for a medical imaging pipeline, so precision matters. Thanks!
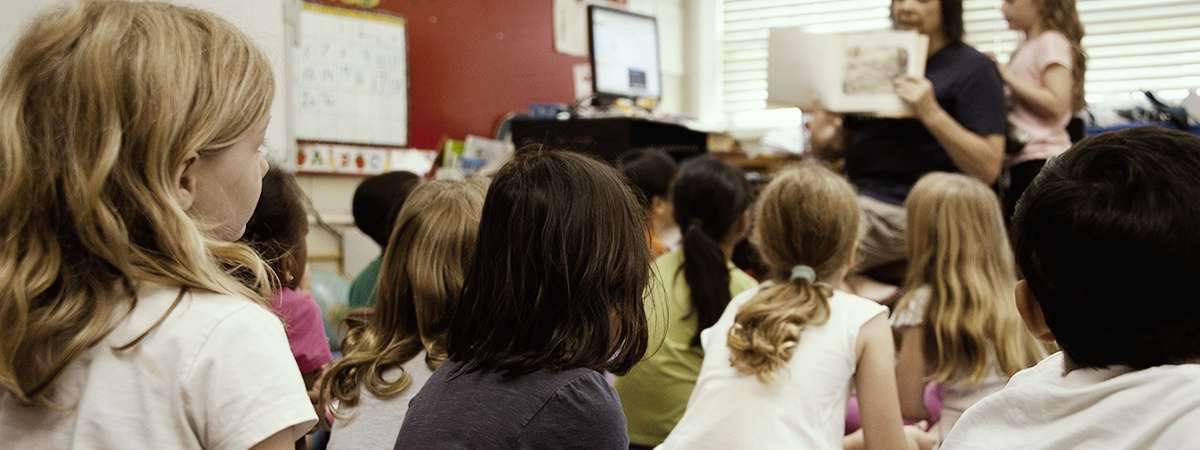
left=1000, top=62, right=1073, bottom=120
left=893, top=75, right=1005, bottom=184
left=894, top=325, right=932, bottom=421
left=854, top=314, right=934, bottom=450
left=248, top=429, right=297, bottom=450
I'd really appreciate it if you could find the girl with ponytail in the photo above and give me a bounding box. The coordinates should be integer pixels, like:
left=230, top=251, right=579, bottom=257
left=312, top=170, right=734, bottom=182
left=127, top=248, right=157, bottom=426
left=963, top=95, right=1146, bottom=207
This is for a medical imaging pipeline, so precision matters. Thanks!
left=658, top=163, right=932, bottom=450
left=615, top=156, right=759, bottom=449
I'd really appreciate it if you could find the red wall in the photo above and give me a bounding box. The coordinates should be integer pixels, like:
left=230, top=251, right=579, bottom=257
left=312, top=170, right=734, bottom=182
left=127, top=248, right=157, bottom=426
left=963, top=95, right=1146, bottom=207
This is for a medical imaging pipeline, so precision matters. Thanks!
left=327, top=0, right=588, bottom=149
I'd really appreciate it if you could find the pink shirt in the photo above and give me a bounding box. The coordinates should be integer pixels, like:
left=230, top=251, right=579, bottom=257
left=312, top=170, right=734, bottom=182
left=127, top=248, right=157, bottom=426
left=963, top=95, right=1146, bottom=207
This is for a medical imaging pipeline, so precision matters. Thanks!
left=1006, top=31, right=1074, bottom=166
left=270, top=288, right=334, bottom=373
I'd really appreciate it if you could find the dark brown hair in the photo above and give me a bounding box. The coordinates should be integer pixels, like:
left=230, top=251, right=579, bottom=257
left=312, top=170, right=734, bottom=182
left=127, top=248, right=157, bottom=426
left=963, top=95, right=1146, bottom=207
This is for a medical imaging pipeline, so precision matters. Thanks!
left=673, top=156, right=751, bottom=347
left=352, top=171, right=421, bottom=247
left=1013, top=127, right=1200, bottom=369
left=445, top=149, right=651, bottom=376
left=241, top=168, right=309, bottom=291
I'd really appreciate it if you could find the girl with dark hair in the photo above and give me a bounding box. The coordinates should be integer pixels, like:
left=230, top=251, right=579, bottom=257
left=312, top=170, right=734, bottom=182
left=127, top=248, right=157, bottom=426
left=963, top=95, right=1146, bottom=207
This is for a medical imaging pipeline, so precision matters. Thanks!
left=393, top=149, right=651, bottom=449
left=241, top=168, right=333, bottom=411
left=615, top=156, right=759, bottom=449
left=616, top=148, right=681, bottom=258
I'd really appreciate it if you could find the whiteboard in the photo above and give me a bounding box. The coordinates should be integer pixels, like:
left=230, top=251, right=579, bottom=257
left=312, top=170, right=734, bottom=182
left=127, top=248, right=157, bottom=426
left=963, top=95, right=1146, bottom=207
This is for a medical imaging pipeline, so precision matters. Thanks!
left=291, top=3, right=408, bottom=146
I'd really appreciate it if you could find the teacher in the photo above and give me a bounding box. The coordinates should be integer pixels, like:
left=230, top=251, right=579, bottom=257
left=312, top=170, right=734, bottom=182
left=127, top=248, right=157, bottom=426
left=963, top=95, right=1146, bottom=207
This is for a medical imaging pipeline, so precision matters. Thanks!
left=811, top=0, right=1006, bottom=276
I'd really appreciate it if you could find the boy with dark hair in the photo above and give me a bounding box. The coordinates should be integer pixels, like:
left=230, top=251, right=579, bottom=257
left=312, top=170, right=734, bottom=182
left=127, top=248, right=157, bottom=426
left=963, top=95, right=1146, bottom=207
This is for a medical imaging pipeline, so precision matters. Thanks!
left=348, top=171, right=421, bottom=310
left=941, top=127, right=1200, bottom=449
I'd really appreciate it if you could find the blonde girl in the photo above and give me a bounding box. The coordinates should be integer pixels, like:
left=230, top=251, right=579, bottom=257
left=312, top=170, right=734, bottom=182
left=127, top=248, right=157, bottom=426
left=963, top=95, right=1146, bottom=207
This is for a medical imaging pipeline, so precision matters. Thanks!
left=893, top=172, right=1044, bottom=442
left=659, top=163, right=931, bottom=450
left=995, top=0, right=1087, bottom=220
left=320, top=178, right=487, bottom=450
left=0, top=1, right=316, bottom=449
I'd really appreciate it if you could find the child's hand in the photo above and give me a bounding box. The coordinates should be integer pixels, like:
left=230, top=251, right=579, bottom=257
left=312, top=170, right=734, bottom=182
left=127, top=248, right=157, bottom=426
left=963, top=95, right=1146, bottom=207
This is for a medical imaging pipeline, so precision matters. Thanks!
left=904, top=421, right=936, bottom=450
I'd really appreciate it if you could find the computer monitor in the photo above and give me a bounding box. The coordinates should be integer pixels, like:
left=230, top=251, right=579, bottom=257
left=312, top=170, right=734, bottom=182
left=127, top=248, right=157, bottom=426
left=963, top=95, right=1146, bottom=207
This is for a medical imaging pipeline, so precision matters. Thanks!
left=588, top=5, right=661, bottom=104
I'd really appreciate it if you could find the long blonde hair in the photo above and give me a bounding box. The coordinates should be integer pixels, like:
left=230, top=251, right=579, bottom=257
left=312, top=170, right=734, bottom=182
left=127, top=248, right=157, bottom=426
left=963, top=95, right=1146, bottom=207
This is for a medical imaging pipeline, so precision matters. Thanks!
left=1035, top=0, right=1087, bottom=110
left=321, top=178, right=487, bottom=420
left=0, top=0, right=275, bottom=407
left=727, top=164, right=859, bottom=383
left=899, top=173, right=1042, bottom=386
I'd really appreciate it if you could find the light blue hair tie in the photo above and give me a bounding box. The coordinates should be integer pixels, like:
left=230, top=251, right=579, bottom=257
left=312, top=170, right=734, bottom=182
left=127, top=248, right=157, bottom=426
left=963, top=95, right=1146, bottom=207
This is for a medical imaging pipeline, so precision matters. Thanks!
left=790, top=265, right=816, bottom=283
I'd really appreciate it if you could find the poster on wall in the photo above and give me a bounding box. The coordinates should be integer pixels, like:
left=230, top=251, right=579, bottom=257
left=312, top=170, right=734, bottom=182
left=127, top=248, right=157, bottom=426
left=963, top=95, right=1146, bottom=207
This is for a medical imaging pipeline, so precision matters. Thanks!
left=554, top=0, right=627, bottom=57
left=291, top=2, right=409, bottom=148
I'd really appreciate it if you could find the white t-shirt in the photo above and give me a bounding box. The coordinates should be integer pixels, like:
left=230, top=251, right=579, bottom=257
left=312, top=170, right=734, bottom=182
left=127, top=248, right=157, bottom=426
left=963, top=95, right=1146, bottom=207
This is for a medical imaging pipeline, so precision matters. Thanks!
left=327, top=351, right=436, bottom=450
left=658, top=285, right=887, bottom=450
left=0, top=284, right=318, bottom=450
left=890, top=286, right=1010, bottom=441
left=941, top=352, right=1200, bottom=449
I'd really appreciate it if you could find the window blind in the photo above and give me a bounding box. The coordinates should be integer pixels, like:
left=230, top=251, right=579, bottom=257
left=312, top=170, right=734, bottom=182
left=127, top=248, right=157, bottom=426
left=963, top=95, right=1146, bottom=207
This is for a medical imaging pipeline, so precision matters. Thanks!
left=720, top=0, right=1200, bottom=129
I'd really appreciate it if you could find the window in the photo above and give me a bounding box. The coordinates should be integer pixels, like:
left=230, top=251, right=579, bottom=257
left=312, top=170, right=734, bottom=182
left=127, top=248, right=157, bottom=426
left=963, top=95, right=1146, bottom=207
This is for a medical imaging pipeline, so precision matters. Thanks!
left=717, top=0, right=1200, bottom=130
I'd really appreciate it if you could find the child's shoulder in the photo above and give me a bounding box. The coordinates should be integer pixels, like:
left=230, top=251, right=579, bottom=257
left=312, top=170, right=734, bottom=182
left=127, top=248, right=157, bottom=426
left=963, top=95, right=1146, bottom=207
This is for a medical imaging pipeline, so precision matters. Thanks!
left=124, top=284, right=283, bottom=344
left=830, top=289, right=888, bottom=315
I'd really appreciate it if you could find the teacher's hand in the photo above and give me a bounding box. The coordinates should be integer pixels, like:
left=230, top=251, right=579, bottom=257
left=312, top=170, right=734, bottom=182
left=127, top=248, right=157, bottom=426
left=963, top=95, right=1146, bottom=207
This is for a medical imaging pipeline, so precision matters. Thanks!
left=892, top=75, right=939, bottom=120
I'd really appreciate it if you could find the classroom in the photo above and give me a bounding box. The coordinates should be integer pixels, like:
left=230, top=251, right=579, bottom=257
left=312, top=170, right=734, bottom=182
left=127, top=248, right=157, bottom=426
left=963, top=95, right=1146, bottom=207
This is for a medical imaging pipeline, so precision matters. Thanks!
left=2, top=0, right=1199, bottom=449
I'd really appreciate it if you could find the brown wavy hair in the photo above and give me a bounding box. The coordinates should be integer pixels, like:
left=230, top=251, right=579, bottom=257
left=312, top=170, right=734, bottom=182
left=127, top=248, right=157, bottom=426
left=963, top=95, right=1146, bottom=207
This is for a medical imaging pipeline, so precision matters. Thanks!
left=320, top=178, right=487, bottom=421
left=727, top=163, right=859, bottom=383
left=900, top=173, right=1042, bottom=385
left=0, top=0, right=274, bottom=407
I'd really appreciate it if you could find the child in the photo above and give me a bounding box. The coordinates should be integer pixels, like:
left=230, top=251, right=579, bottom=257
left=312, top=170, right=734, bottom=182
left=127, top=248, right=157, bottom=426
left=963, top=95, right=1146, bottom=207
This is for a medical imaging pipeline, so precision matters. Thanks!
left=0, top=1, right=316, bottom=449
left=393, top=149, right=650, bottom=449
left=892, top=172, right=1043, bottom=443
left=347, top=171, right=421, bottom=310
left=321, top=178, right=487, bottom=450
left=614, top=155, right=758, bottom=449
left=994, top=0, right=1087, bottom=221
left=940, top=128, right=1200, bottom=449
left=616, top=147, right=680, bottom=257
left=241, top=168, right=335, bottom=405
left=658, top=163, right=932, bottom=450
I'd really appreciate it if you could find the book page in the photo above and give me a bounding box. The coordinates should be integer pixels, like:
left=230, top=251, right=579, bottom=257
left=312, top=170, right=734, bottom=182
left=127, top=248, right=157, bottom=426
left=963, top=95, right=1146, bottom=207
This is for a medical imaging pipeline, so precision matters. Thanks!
left=768, top=29, right=928, bottom=117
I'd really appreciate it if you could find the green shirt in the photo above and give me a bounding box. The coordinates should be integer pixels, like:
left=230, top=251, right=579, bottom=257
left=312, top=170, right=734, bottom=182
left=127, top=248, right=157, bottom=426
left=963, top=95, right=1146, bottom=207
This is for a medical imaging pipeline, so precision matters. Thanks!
left=614, top=249, right=759, bottom=446
left=347, top=257, right=384, bottom=310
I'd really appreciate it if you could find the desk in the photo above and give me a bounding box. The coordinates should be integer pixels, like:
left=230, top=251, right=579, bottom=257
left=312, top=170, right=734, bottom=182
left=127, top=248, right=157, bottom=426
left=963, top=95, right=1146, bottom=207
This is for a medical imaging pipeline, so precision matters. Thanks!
left=509, top=117, right=708, bottom=162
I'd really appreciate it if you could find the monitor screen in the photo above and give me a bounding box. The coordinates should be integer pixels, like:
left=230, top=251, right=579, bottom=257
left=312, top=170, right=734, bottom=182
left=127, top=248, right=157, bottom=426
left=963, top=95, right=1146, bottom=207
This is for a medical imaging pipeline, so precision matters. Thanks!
left=588, top=6, right=661, bottom=101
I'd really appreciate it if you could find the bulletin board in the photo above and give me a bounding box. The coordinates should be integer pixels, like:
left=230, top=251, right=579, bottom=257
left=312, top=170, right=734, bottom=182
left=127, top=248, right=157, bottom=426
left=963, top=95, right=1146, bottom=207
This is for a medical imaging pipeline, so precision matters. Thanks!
left=292, top=2, right=408, bottom=147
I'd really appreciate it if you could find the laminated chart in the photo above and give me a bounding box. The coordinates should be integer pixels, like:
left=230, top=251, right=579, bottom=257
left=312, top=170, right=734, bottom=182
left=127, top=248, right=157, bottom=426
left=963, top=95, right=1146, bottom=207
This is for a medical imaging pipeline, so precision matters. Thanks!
left=292, top=2, right=408, bottom=147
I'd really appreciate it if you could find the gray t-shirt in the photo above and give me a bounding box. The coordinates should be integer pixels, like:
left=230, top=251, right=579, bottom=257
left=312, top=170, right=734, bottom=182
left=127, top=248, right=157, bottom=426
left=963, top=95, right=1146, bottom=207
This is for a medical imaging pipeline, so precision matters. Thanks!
left=393, top=359, right=628, bottom=449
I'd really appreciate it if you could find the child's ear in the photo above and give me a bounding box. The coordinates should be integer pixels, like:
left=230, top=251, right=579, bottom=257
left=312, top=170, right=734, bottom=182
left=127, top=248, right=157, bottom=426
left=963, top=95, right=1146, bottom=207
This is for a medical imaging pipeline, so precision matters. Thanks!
left=735, top=209, right=751, bottom=237
left=1015, top=280, right=1055, bottom=342
left=650, top=195, right=671, bottom=218
left=174, top=153, right=199, bottom=210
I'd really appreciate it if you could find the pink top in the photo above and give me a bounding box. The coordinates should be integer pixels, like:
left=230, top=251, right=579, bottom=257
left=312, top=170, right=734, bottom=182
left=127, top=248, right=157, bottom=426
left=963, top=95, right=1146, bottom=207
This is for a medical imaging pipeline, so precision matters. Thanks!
left=270, top=288, right=334, bottom=373
left=1006, top=30, right=1074, bottom=166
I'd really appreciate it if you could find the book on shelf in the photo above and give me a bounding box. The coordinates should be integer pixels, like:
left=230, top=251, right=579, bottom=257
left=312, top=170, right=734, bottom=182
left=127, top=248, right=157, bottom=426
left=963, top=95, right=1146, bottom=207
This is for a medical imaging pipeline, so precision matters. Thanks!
left=767, top=29, right=929, bottom=117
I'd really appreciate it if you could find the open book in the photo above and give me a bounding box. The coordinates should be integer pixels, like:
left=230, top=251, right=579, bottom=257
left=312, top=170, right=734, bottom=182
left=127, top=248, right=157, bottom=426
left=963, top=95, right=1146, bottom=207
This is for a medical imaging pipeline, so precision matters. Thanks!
left=767, top=29, right=929, bottom=117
